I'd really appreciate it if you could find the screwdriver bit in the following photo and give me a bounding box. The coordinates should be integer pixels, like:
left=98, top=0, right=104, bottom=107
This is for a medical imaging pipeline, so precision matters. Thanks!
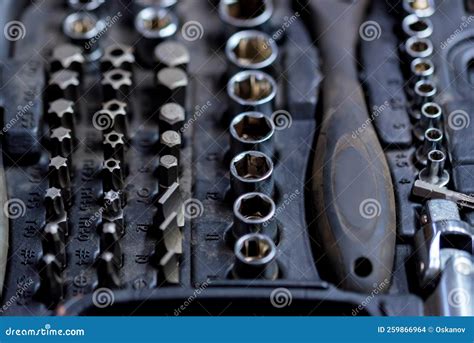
left=160, top=130, right=181, bottom=161
left=158, top=155, right=179, bottom=192
left=102, top=69, right=133, bottom=101
left=48, top=69, right=80, bottom=101
left=102, top=158, right=124, bottom=192
left=412, top=180, right=474, bottom=210
left=97, top=252, right=121, bottom=288
left=49, top=156, right=72, bottom=205
left=103, top=190, right=125, bottom=236
left=102, top=100, right=128, bottom=135
left=43, top=222, right=67, bottom=269
left=103, top=131, right=125, bottom=163
left=101, top=44, right=135, bottom=72
left=158, top=103, right=185, bottom=132
left=101, top=222, right=122, bottom=268
left=156, top=68, right=188, bottom=107
left=154, top=41, right=190, bottom=71
left=50, top=44, right=85, bottom=74
left=50, top=127, right=74, bottom=158
left=48, top=99, right=75, bottom=131
left=45, top=187, right=66, bottom=221
left=38, top=254, right=64, bottom=305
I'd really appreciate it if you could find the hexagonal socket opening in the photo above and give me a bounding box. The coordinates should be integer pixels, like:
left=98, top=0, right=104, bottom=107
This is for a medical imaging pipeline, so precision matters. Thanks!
left=422, top=103, right=441, bottom=117
left=232, top=152, right=271, bottom=180
left=412, top=60, right=433, bottom=74
left=225, top=0, right=266, bottom=20
left=238, top=235, right=273, bottom=262
left=232, top=36, right=272, bottom=64
left=425, top=128, right=442, bottom=141
left=233, top=74, right=273, bottom=101
left=142, top=12, right=172, bottom=31
left=237, top=193, right=273, bottom=220
left=232, top=114, right=273, bottom=142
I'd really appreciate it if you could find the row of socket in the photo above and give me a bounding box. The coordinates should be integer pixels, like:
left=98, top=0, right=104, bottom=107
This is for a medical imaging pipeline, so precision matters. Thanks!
left=402, top=0, right=450, bottom=188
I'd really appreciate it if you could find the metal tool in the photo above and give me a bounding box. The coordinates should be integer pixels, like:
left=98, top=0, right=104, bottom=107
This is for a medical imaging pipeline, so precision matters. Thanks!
left=413, top=102, right=442, bottom=141
left=413, top=79, right=437, bottom=113
left=309, top=0, right=395, bottom=294
left=232, top=192, right=277, bottom=241
left=230, top=150, right=274, bottom=197
left=102, top=158, right=124, bottom=192
left=156, top=68, right=188, bottom=107
left=38, top=254, right=64, bottom=305
left=230, top=111, right=274, bottom=158
left=160, top=130, right=181, bottom=161
left=102, top=69, right=133, bottom=102
left=154, top=41, right=189, bottom=71
left=159, top=103, right=185, bottom=132
left=48, top=99, right=75, bottom=131
left=67, top=0, right=106, bottom=12
left=103, top=190, right=125, bottom=236
left=402, top=14, right=433, bottom=38
left=410, top=58, right=434, bottom=89
left=225, top=30, right=278, bottom=73
left=403, top=0, right=435, bottom=17
left=101, top=100, right=128, bottom=134
left=412, top=180, right=474, bottom=210
left=101, top=44, right=135, bottom=71
left=232, top=233, right=278, bottom=280
left=104, top=131, right=125, bottom=163
left=218, top=0, right=273, bottom=35
left=158, top=155, right=179, bottom=192
left=50, top=44, right=85, bottom=74
left=43, top=222, right=67, bottom=269
left=51, top=127, right=74, bottom=158
left=63, top=12, right=105, bottom=61
left=227, top=70, right=276, bottom=117
left=405, top=37, right=433, bottom=60
left=101, top=222, right=123, bottom=268
left=97, top=252, right=122, bottom=288
left=418, top=150, right=450, bottom=187
left=415, top=127, right=443, bottom=166
left=49, top=155, right=72, bottom=205
left=48, top=70, right=80, bottom=101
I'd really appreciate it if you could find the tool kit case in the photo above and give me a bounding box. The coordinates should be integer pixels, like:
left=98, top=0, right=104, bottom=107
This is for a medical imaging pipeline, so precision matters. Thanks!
left=0, top=0, right=472, bottom=316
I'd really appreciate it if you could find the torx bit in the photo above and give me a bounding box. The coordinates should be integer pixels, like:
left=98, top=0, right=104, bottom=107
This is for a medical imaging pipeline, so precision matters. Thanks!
left=160, top=130, right=181, bottom=161
left=97, top=252, right=121, bottom=288
left=38, top=254, right=64, bottom=305
left=159, top=103, right=185, bottom=132
left=50, top=127, right=74, bottom=158
left=102, top=69, right=133, bottom=102
left=103, top=190, right=125, bottom=236
left=102, top=158, right=123, bottom=192
left=101, top=222, right=122, bottom=267
left=102, top=99, right=128, bottom=134
left=101, top=44, right=135, bottom=72
left=49, top=156, right=72, bottom=205
left=156, top=67, right=188, bottom=107
left=103, top=131, right=125, bottom=163
left=48, top=69, right=80, bottom=101
left=45, top=187, right=66, bottom=221
left=412, top=180, right=474, bottom=210
left=48, top=99, right=75, bottom=131
left=154, top=41, right=190, bottom=71
left=43, top=222, right=67, bottom=269
left=50, top=44, right=85, bottom=74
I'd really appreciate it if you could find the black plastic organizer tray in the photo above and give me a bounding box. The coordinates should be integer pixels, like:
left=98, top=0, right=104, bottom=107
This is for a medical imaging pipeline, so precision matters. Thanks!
left=2, top=0, right=471, bottom=316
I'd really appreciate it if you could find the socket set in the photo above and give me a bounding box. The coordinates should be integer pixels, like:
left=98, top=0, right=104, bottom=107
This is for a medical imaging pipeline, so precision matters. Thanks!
left=0, top=0, right=472, bottom=316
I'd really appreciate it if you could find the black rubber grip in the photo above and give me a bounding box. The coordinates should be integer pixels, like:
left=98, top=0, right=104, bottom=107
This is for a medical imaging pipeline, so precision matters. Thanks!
left=309, top=0, right=396, bottom=293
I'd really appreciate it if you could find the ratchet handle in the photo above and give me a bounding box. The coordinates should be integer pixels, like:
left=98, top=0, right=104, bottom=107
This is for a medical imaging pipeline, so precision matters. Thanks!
left=310, top=0, right=396, bottom=293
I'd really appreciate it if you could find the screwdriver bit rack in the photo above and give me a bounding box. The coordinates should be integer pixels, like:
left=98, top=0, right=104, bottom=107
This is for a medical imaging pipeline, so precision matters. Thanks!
left=2, top=0, right=472, bottom=316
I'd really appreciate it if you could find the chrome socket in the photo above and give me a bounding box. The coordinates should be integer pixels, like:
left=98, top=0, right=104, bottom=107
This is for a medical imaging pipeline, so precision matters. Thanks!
left=414, top=102, right=442, bottom=141
left=230, top=150, right=274, bottom=197
left=230, top=112, right=274, bottom=157
left=225, top=30, right=278, bottom=74
left=411, top=79, right=437, bottom=119
left=410, top=58, right=434, bottom=89
left=232, top=233, right=278, bottom=280
left=419, top=150, right=450, bottom=187
left=63, top=12, right=105, bottom=61
left=403, top=0, right=435, bottom=17
left=405, top=37, right=433, bottom=60
left=232, top=192, right=277, bottom=241
left=415, top=127, right=443, bottom=166
left=135, top=7, right=178, bottom=49
left=68, top=0, right=106, bottom=12
left=227, top=70, right=277, bottom=117
left=402, top=14, right=433, bottom=38
left=219, top=0, right=273, bottom=35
